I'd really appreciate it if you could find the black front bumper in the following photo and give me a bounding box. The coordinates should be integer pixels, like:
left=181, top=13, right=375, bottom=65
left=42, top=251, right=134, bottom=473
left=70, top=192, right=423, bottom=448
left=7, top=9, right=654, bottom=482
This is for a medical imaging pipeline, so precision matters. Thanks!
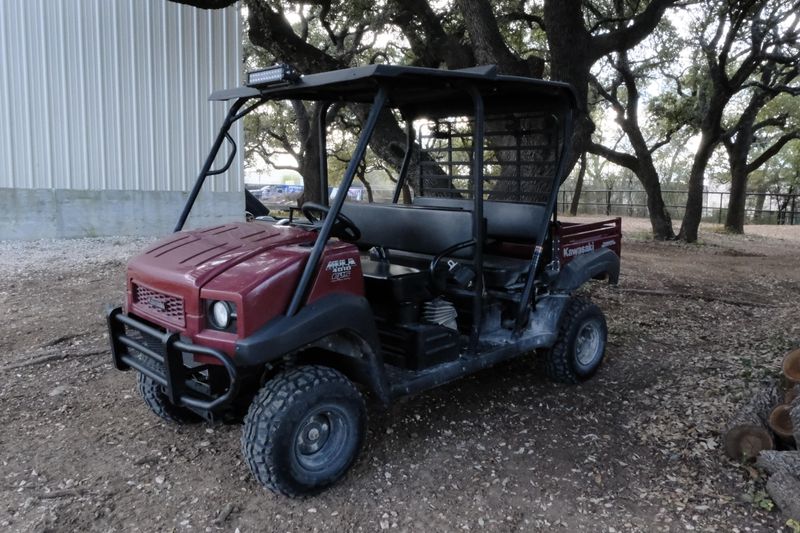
left=107, top=307, right=239, bottom=413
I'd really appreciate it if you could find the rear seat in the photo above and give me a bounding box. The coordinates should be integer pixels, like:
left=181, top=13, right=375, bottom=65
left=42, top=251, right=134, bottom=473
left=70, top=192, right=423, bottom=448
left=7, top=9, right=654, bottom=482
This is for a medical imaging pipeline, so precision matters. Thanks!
left=340, top=201, right=537, bottom=289
left=411, top=197, right=547, bottom=288
left=411, top=197, right=546, bottom=243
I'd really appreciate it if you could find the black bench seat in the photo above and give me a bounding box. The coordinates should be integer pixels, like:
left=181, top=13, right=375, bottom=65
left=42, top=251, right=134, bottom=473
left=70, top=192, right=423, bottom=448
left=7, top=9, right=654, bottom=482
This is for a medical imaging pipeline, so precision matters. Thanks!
left=341, top=202, right=475, bottom=257
left=340, top=201, right=534, bottom=290
left=412, top=197, right=546, bottom=243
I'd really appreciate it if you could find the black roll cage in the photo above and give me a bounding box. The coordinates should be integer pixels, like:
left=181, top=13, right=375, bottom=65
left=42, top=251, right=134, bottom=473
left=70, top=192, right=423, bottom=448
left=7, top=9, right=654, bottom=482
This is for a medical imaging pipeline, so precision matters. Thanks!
left=175, top=74, right=574, bottom=347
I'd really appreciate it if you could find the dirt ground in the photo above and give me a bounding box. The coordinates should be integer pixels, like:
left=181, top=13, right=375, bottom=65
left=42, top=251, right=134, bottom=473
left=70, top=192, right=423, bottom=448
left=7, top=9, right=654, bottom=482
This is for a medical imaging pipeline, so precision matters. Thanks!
left=1, top=218, right=799, bottom=532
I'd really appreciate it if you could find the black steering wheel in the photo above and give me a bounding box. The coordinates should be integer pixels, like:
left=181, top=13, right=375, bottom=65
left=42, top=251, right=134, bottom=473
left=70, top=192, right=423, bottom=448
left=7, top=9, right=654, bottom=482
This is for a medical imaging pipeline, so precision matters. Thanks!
left=301, top=202, right=362, bottom=243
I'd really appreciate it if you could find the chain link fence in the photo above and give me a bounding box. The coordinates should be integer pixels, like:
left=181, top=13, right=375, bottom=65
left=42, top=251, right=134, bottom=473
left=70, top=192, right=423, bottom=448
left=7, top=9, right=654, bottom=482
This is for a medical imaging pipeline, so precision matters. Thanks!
left=558, top=189, right=799, bottom=225
left=251, top=183, right=799, bottom=226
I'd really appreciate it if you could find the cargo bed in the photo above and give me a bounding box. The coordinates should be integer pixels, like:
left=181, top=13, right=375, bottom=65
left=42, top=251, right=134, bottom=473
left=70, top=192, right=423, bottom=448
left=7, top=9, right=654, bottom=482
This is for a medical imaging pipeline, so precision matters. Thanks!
left=557, top=218, right=621, bottom=266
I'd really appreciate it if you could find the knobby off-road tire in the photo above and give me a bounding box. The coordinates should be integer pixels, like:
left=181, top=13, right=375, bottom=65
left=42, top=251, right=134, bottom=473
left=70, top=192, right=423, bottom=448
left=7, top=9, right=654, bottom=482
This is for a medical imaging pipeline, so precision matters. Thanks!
left=242, top=365, right=366, bottom=497
left=546, top=297, right=607, bottom=384
left=137, top=372, right=202, bottom=424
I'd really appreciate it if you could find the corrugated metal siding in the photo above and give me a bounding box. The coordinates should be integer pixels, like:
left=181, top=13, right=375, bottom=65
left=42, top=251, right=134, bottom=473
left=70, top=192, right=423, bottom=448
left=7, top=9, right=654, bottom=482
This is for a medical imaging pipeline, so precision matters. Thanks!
left=0, top=0, right=242, bottom=193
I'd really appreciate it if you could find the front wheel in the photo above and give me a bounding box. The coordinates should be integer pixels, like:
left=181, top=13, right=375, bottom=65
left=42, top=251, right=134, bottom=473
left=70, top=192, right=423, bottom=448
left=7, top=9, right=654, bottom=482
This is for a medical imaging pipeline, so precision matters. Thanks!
left=546, top=297, right=607, bottom=384
left=241, top=365, right=366, bottom=497
left=137, top=372, right=203, bottom=424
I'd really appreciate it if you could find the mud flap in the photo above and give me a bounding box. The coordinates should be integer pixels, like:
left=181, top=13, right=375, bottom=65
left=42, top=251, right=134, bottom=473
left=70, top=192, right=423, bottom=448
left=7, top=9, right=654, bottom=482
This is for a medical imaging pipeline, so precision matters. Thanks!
left=514, top=294, right=570, bottom=351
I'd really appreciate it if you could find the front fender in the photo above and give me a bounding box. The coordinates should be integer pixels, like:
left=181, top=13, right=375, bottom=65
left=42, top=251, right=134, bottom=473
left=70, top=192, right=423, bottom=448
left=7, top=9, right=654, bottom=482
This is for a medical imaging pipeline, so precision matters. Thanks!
left=234, top=294, right=390, bottom=404
left=235, top=294, right=380, bottom=364
left=551, top=248, right=620, bottom=293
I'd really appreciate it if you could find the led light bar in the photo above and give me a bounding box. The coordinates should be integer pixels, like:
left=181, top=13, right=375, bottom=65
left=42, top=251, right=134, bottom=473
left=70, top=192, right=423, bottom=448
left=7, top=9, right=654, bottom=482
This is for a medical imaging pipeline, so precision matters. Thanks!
left=246, top=64, right=300, bottom=88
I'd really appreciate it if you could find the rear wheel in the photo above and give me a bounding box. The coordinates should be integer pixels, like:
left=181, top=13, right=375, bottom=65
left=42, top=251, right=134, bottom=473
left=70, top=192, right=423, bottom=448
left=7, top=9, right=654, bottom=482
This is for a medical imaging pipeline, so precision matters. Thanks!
left=546, top=297, right=607, bottom=384
left=241, top=365, right=366, bottom=497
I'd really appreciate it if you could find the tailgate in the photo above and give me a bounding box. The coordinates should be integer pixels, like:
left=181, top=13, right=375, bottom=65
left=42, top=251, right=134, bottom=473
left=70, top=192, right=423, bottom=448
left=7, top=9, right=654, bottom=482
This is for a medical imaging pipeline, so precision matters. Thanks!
left=557, top=218, right=621, bottom=266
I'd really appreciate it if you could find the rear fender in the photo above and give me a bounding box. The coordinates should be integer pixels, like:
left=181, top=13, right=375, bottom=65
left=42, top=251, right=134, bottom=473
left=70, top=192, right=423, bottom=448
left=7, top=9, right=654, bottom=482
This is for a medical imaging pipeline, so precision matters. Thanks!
left=551, top=248, right=620, bottom=293
left=235, top=294, right=391, bottom=404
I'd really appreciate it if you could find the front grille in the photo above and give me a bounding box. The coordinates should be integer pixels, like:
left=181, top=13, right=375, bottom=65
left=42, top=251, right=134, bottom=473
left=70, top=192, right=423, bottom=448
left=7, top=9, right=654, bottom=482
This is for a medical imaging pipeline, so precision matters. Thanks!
left=132, top=283, right=185, bottom=327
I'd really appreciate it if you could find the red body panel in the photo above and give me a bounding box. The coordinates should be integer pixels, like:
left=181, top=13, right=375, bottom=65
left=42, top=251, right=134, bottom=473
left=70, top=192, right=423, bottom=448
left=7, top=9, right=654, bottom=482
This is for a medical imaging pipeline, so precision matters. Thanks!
left=558, top=218, right=622, bottom=266
left=306, top=243, right=364, bottom=304
left=481, top=218, right=622, bottom=264
left=124, top=222, right=362, bottom=358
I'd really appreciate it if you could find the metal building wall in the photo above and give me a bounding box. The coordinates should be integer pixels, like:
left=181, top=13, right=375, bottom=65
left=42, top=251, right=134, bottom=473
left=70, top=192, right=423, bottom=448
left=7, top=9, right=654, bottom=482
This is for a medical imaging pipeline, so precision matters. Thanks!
left=0, top=0, right=243, bottom=239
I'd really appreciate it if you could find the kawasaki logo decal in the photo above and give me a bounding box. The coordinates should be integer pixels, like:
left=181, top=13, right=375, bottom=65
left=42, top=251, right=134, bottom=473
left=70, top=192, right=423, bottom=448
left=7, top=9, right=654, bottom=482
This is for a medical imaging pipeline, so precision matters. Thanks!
left=563, top=243, right=595, bottom=258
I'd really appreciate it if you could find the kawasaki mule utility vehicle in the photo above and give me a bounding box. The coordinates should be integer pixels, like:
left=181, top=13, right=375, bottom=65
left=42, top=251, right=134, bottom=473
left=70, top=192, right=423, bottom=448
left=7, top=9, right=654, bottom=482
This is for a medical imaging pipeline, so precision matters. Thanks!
left=107, top=64, right=621, bottom=497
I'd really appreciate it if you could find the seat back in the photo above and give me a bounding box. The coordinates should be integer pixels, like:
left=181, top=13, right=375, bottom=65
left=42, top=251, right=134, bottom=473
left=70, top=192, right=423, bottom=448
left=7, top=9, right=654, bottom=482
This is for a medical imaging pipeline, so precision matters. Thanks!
left=412, top=197, right=545, bottom=242
left=340, top=203, right=475, bottom=257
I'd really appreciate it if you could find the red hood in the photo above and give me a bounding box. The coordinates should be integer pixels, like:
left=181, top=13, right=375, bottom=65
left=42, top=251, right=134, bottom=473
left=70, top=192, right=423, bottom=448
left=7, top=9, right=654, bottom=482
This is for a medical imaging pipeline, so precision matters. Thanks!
left=128, top=222, right=315, bottom=290
left=124, top=221, right=363, bottom=351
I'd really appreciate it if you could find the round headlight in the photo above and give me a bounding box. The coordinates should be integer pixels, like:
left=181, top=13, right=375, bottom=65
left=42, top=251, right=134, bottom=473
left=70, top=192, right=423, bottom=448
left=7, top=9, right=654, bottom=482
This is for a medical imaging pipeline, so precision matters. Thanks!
left=210, top=301, right=231, bottom=329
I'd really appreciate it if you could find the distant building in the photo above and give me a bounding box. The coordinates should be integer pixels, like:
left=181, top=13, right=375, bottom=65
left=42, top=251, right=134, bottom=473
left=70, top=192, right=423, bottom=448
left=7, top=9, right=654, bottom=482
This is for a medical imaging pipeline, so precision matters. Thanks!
left=0, top=1, right=243, bottom=239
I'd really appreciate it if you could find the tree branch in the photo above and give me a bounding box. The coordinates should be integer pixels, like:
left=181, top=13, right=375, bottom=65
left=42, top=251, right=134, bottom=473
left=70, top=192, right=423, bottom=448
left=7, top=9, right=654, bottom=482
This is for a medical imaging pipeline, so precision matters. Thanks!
left=752, top=114, right=788, bottom=132
left=389, top=0, right=473, bottom=68
left=588, top=142, right=639, bottom=172
left=245, top=1, right=344, bottom=73
left=497, top=11, right=546, bottom=31
left=649, top=125, right=681, bottom=154
left=591, top=0, right=678, bottom=60
left=747, top=131, right=800, bottom=173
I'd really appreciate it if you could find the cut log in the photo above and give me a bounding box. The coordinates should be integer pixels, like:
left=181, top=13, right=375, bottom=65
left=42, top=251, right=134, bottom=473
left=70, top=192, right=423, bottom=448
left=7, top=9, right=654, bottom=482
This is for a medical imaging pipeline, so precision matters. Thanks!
left=769, top=404, right=795, bottom=443
left=757, top=450, right=800, bottom=477
left=785, top=384, right=800, bottom=405
left=790, top=399, right=800, bottom=446
left=758, top=450, right=800, bottom=476
left=724, top=381, right=781, bottom=461
left=783, top=348, right=800, bottom=383
left=766, top=471, right=800, bottom=520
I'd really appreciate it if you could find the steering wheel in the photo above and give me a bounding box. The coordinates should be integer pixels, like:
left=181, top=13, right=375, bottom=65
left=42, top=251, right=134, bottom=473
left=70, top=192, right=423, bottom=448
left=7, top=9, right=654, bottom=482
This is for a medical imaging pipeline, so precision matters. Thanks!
left=301, top=202, right=362, bottom=243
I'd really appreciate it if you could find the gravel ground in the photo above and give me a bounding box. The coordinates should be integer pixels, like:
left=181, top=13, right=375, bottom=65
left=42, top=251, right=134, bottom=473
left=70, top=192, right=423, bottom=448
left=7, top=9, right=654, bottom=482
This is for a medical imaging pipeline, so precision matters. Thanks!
left=0, top=218, right=798, bottom=532
left=0, top=236, right=155, bottom=275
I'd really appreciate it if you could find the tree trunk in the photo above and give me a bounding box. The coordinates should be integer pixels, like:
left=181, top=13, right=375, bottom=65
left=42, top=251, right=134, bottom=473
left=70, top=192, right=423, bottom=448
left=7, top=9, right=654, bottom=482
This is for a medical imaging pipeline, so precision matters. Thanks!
left=626, top=127, right=675, bottom=240
left=401, top=183, right=412, bottom=204
left=592, top=50, right=675, bottom=240
left=357, top=173, right=374, bottom=203
left=725, top=157, right=749, bottom=233
left=752, top=184, right=768, bottom=221
left=723, top=98, right=760, bottom=233
left=679, top=133, right=717, bottom=242
left=543, top=0, right=593, bottom=172
left=296, top=108, right=323, bottom=205
left=359, top=107, right=447, bottom=195
left=643, top=176, right=676, bottom=240
left=569, top=152, right=586, bottom=216
left=724, top=381, right=780, bottom=461
left=766, top=472, right=800, bottom=521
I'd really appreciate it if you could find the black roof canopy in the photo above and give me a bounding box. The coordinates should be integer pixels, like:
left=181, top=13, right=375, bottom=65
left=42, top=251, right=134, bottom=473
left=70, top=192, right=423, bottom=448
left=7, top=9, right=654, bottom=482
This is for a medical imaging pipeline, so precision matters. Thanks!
left=210, top=64, right=577, bottom=118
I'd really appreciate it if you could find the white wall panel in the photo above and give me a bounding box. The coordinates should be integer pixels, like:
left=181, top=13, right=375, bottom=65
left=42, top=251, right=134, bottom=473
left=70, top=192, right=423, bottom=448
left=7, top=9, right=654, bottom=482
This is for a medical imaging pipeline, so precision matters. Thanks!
left=0, top=0, right=242, bottom=193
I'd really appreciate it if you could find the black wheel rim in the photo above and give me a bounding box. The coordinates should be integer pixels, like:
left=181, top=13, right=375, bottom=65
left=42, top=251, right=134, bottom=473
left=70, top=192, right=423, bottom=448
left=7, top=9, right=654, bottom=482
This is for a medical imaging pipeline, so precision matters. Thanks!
left=292, top=405, right=351, bottom=472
